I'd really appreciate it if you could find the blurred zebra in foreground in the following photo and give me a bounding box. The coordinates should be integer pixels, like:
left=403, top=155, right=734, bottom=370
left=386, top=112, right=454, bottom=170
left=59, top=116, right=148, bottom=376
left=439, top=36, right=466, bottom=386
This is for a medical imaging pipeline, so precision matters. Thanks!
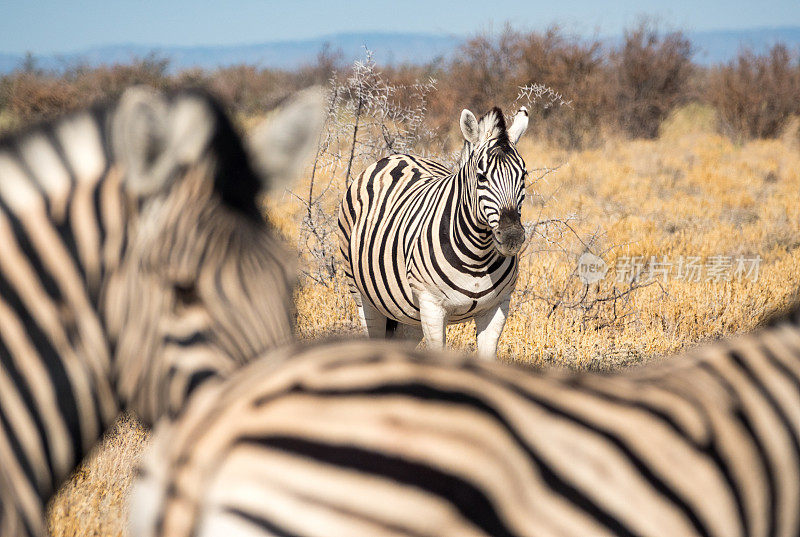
left=0, top=86, right=324, bottom=536
left=338, top=106, right=529, bottom=360
left=133, top=305, right=800, bottom=537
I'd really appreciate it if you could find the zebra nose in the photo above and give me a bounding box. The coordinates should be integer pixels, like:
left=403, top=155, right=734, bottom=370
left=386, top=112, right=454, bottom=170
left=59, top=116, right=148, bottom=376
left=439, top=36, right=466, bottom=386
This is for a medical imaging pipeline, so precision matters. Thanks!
left=493, top=210, right=525, bottom=256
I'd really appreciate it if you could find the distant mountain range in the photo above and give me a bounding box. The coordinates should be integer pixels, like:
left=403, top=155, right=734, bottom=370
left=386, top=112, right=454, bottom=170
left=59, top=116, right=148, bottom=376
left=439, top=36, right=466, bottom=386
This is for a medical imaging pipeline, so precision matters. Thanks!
left=1, top=27, right=799, bottom=74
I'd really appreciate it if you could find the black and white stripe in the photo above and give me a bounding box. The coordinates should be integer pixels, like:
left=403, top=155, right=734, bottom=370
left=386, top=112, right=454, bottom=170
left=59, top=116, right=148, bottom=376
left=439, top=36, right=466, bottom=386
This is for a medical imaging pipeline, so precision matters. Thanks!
left=0, top=86, right=324, bottom=536
left=134, top=304, right=800, bottom=537
left=338, top=106, right=529, bottom=359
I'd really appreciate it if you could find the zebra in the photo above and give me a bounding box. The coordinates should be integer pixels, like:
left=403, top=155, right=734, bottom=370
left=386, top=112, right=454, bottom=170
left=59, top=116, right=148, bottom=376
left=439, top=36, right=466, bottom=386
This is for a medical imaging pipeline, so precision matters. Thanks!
left=338, top=106, right=529, bottom=360
left=0, top=86, right=325, bottom=536
left=132, top=305, right=800, bottom=537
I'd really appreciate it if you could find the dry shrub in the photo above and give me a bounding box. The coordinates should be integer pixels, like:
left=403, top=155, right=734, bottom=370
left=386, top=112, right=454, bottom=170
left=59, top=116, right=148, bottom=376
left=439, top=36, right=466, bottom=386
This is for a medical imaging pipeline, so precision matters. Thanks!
left=447, top=27, right=521, bottom=114
left=418, top=26, right=612, bottom=147
left=516, top=28, right=610, bottom=148
left=612, top=21, right=693, bottom=139
left=291, top=50, right=440, bottom=285
left=1, top=72, right=82, bottom=125
left=0, top=55, right=172, bottom=126
left=2, top=27, right=799, bottom=148
left=206, top=65, right=294, bottom=118
left=207, top=46, right=342, bottom=119
left=405, top=23, right=693, bottom=148
left=295, top=42, right=345, bottom=87
left=707, top=44, right=800, bottom=140
left=71, top=55, right=172, bottom=101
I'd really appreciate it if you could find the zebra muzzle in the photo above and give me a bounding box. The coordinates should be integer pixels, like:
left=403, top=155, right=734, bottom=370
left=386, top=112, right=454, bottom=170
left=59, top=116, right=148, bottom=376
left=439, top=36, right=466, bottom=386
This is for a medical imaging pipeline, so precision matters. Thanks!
left=492, top=210, right=525, bottom=256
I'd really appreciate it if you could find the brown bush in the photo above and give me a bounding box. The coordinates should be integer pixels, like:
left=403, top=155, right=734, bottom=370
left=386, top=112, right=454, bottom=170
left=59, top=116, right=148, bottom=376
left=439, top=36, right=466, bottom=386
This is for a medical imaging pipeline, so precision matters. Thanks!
left=2, top=31, right=799, bottom=147
left=1, top=72, right=82, bottom=124
left=410, top=26, right=613, bottom=148
left=0, top=55, right=172, bottom=126
left=295, top=42, right=344, bottom=87
left=71, top=55, right=172, bottom=101
left=206, top=65, right=294, bottom=117
left=612, top=22, right=694, bottom=139
left=516, top=28, right=611, bottom=148
left=447, top=27, right=522, bottom=113
left=707, top=44, right=800, bottom=139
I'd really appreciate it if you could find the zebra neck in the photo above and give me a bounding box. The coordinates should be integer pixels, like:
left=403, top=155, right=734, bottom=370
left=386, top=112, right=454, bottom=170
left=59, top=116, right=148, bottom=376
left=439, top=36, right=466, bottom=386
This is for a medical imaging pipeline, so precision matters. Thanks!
left=448, top=165, right=496, bottom=260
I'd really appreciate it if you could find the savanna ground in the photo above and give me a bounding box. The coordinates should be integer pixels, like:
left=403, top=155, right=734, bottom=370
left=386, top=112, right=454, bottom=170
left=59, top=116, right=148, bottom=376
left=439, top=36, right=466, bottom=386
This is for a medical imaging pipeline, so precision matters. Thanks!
left=45, top=103, right=800, bottom=536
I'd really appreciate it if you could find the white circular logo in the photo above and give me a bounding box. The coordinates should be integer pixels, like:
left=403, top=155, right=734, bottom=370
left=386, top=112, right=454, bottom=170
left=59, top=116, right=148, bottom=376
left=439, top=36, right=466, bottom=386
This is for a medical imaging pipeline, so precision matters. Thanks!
left=577, top=252, right=608, bottom=284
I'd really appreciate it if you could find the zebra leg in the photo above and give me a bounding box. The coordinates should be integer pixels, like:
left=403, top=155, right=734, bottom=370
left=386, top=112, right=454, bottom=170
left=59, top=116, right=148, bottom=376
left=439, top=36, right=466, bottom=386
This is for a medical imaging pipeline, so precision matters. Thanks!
left=475, top=298, right=510, bottom=360
left=418, top=291, right=448, bottom=351
left=357, top=294, right=390, bottom=339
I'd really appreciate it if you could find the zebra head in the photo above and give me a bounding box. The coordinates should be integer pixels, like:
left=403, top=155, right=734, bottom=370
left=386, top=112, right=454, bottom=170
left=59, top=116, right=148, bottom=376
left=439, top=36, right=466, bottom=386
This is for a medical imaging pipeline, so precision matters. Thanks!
left=106, top=87, right=325, bottom=424
left=460, top=106, right=529, bottom=257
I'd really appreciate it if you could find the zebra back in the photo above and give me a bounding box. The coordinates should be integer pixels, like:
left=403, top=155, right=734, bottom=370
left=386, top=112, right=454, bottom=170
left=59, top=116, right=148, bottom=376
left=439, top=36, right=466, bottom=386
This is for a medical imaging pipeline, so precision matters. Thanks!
left=133, top=314, right=800, bottom=537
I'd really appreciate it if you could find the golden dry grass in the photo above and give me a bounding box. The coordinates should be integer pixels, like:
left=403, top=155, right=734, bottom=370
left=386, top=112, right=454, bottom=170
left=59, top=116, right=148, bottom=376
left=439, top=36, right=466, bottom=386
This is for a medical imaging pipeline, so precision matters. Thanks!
left=47, top=415, right=146, bottom=537
left=47, top=112, right=800, bottom=535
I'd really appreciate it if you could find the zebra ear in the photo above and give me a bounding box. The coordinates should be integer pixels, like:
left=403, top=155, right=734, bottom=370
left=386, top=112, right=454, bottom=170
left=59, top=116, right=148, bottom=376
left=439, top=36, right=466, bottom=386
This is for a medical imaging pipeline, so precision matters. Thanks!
left=460, top=109, right=480, bottom=145
left=112, top=86, right=171, bottom=196
left=507, top=106, right=529, bottom=144
left=113, top=87, right=216, bottom=197
left=246, top=87, right=327, bottom=192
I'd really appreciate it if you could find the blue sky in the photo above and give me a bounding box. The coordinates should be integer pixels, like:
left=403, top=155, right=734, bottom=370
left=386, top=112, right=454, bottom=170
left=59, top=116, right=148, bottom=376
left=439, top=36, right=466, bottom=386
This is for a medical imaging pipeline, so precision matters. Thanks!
left=2, top=0, right=800, bottom=54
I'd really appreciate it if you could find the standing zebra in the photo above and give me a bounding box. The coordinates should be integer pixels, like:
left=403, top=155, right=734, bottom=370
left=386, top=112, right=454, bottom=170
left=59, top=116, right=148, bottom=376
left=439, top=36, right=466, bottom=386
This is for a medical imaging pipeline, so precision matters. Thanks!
left=133, top=304, right=800, bottom=537
left=338, top=106, right=529, bottom=359
left=0, top=86, right=324, bottom=536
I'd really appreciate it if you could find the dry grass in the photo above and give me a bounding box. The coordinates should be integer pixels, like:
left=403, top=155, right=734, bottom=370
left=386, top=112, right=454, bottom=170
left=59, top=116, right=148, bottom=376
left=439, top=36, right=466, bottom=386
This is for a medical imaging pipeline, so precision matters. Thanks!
left=47, top=114, right=800, bottom=535
left=47, top=415, right=147, bottom=537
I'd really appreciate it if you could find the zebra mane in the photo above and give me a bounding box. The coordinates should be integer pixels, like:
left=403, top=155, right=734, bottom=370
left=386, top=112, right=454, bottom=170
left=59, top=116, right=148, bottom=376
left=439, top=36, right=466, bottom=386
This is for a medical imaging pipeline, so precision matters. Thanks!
left=188, top=89, right=263, bottom=220
left=478, top=107, right=512, bottom=154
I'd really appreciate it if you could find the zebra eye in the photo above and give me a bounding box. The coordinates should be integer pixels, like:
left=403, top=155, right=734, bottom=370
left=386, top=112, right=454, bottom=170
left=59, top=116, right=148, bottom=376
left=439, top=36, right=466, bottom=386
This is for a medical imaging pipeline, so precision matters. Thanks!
left=476, top=172, right=488, bottom=184
left=174, top=283, right=200, bottom=307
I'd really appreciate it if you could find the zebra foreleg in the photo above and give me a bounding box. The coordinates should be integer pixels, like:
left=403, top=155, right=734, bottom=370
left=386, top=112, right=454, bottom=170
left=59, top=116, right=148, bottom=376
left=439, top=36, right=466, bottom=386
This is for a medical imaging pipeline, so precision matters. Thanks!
left=474, top=298, right=509, bottom=360
left=418, top=291, right=448, bottom=351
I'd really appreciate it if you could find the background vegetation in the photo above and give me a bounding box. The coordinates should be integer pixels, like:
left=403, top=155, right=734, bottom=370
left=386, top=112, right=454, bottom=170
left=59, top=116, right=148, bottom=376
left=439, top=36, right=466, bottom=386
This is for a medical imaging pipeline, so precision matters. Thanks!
left=3, top=22, right=800, bottom=145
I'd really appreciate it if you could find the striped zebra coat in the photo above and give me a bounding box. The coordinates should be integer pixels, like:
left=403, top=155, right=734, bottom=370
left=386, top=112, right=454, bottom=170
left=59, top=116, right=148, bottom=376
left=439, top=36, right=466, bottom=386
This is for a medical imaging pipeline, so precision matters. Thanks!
left=338, top=107, right=529, bottom=359
left=133, top=306, right=800, bottom=537
left=0, top=87, right=324, bottom=536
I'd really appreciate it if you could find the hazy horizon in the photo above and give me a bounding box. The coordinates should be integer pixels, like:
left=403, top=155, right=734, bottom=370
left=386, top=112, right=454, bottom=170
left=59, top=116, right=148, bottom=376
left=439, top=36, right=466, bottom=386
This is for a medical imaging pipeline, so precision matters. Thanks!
left=3, top=0, right=800, bottom=55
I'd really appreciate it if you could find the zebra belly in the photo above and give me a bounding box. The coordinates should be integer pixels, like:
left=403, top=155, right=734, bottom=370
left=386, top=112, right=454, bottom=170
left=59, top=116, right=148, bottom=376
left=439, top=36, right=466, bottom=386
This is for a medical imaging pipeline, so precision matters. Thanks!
left=355, top=275, right=513, bottom=325
left=348, top=229, right=519, bottom=325
left=408, top=268, right=517, bottom=323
